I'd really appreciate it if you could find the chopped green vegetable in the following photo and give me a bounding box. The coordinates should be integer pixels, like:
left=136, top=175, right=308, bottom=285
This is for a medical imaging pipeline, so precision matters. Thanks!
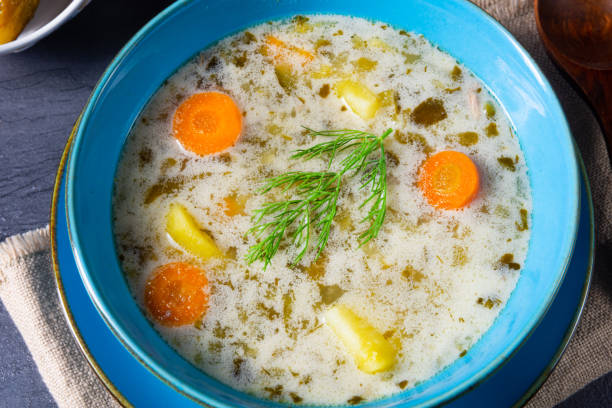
left=290, top=393, right=303, bottom=404
left=516, top=208, right=529, bottom=231
left=402, top=52, right=420, bottom=64
left=402, top=264, right=425, bottom=282
left=497, top=156, right=516, bottom=171
left=232, top=51, right=247, bottom=67
left=499, top=253, right=521, bottom=270
left=477, top=296, right=501, bottom=309
left=394, top=130, right=433, bottom=153
left=411, top=98, right=447, bottom=126
left=348, top=396, right=365, bottom=405
left=319, top=83, right=330, bottom=98
left=457, top=131, right=479, bottom=147
left=451, top=65, right=462, bottom=81
left=484, top=101, right=496, bottom=118
left=274, top=64, right=297, bottom=94
left=485, top=122, right=499, bottom=137
left=318, top=284, right=346, bottom=305
left=351, top=57, right=378, bottom=71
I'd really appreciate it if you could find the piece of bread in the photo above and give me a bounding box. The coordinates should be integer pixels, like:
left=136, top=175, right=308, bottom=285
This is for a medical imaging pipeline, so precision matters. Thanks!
left=0, top=0, right=40, bottom=45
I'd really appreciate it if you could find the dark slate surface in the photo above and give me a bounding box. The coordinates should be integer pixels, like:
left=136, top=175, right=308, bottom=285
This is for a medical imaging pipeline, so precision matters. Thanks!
left=0, top=1, right=608, bottom=407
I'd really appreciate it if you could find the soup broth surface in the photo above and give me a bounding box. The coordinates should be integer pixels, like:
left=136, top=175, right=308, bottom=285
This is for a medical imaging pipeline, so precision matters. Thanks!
left=113, top=15, right=531, bottom=405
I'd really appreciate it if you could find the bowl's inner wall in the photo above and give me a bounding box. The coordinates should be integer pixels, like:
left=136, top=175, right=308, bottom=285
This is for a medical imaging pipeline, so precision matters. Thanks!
left=67, top=0, right=579, bottom=407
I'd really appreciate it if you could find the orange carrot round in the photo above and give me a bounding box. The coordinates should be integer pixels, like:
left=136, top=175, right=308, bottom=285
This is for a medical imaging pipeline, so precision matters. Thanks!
left=418, top=150, right=479, bottom=210
left=172, top=92, right=242, bottom=156
left=144, top=262, right=209, bottom=327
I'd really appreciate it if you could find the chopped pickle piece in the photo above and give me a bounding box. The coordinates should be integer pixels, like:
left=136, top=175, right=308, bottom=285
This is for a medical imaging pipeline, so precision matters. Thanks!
left=484, top=101, right=496, bottom=118
left=318, top=284, right=346, bottom=305
left=516, top=208, right=529, bottom=231
left=411, top=98, right=447, bottom=126
left=497, top=156, right=516, bottom=171
left=451, top=65, right=462, bottom=81
left=402, top=264, right=425, bottom=282
left=369, top=37, right=394, bottom=52
left=335, top=80, right=380, bottom=119
left=499, top=253, right=521, bottom=270
left=394, top=130, right=433, bottom=153
left=314, top=38, right=331, bottom=50
left=144, top=176, right=185, bottom=204
left=351, top=34, right=366, bottom=49
left=290, top=393, right=303, bottom=403
left=377, top=90, right=396, bottom=108
left=0, top=0, right=39, bottom=44
left=166, top=203, right=222, bottom=260
left=274, top=64, right=298, bottom=94
left=351, top=57, right=378, bottom=72
left=398, top=380, right=409, bottom=389
left=325, top=305, right=396, bottom=373
left=348, top=396, right=365, bottom=405
left=293, top=15, right=313, bottom=33
left=402, top=52, right=420, bottom=64
left=485, top=122, right=499, bottom=137
left=300, top=254, right=327, bottom=280
left=232, top=51, right=248, bottom=67
left=477, top=296, right=502, bottom=309
left=452, top=246, right=468, bottom=266
left=319, top=83, right=330, bottom=98
left=457, top=131, right=479, bottom=147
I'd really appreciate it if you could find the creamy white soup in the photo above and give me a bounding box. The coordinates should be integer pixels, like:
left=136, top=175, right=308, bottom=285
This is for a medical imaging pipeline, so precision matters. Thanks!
left=113, top=15, right=531, bottom=405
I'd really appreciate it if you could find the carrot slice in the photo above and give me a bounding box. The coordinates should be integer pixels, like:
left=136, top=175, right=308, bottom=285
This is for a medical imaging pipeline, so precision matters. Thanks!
left=265, top=35, right=314, bottom=66
left=144, top=262, right=209, bottom=327
left=172, top=92, right=242, bottom=156
left=418, top=151, right=479, bottom=210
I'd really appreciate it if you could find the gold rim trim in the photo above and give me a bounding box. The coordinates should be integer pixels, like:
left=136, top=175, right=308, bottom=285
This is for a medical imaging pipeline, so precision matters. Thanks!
left=50, top=117, right=133, bottom=408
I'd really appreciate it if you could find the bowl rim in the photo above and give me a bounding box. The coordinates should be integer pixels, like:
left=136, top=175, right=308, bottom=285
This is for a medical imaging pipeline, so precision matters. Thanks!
left=0, top=0, right=91, bottom=55
left=66, top=0, right=580, bottom=406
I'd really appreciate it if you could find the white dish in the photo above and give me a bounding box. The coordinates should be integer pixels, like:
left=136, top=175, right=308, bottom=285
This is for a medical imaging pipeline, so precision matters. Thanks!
left=0, top=0, right=90, bottom=55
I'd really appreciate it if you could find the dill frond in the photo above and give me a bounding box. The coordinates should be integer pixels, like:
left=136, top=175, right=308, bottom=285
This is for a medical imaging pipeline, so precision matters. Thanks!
left=246, top=128, right=392, bottom=269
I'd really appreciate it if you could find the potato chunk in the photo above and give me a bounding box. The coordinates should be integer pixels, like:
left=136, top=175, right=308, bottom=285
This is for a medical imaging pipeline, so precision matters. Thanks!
left=335, top=80, right=380, bottom=119
left=325, top=305, right=396, bottom=373
left=0, top=0, right=39, bottom=44
left=166, top=203, right=221, bottom=260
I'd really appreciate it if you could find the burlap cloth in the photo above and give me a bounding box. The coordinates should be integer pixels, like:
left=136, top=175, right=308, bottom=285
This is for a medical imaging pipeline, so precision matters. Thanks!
left=0, top=0, right=610, bottom=406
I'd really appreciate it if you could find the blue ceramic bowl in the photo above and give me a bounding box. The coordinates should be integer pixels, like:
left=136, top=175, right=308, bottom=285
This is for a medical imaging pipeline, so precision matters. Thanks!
left=66, top=0, right=579, bottom=406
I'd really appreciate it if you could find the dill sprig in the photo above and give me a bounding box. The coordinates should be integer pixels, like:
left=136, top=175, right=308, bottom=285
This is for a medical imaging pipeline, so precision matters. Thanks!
left=246, top=128, right=392, bottom=269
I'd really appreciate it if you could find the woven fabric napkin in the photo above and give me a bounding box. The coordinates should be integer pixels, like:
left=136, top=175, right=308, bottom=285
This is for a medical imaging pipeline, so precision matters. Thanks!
left=0, top=0, right=611, bottom=407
